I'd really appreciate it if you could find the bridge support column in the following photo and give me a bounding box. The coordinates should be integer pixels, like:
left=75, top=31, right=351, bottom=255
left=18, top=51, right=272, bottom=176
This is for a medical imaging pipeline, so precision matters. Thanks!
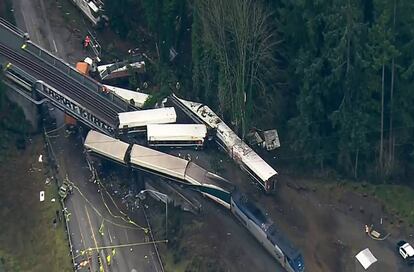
left=132, top=169, right=145, bottom=192
left=5, top=86, right=40, bottom=132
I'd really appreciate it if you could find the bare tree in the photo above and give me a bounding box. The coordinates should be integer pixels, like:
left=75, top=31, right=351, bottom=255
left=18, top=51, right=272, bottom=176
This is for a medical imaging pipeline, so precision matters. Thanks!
left=197, top=0, right=279, bottom=136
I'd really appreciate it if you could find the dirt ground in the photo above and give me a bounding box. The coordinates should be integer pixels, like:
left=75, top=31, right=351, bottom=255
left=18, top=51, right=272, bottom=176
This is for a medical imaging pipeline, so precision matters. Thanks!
left=0, top=136, right=72, bottom=272
left=8, top=0, right=414, bottom=271
left=165, top=148, right=414, bottom=272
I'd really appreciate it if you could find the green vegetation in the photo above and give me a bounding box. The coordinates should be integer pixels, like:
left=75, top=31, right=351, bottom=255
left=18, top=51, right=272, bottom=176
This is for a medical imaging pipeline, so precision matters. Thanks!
left=349, top=183, right=414, bottom=225
left=0, top=74, right=31, bottom=160
left=105, top=1, right=414, bottom=183
left=0, top=138, right=73, bottom=272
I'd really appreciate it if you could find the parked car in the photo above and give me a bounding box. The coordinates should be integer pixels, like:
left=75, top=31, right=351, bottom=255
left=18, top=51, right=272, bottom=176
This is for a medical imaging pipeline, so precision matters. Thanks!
left=397, top=240, right=414, bottom=265
left=58, top=180, right=73, bottom=200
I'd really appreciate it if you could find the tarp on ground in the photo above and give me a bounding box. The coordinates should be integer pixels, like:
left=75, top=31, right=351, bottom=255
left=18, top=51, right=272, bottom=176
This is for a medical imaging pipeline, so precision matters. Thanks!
left=355, top=248, right=377, bottom=270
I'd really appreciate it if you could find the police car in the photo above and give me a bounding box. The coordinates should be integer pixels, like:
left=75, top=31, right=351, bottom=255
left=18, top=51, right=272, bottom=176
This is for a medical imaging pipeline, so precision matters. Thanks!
left=397, top=240, right=414, bottom=265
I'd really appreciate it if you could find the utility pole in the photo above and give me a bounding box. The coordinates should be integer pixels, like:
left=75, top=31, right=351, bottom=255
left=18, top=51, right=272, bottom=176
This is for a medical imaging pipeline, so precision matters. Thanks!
left=380, top=63, right=385, bottom=176
left=388, top=0, right=397, bottom=172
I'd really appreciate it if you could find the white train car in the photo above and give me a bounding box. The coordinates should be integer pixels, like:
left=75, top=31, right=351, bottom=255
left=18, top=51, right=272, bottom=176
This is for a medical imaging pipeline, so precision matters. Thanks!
left=147, top=124, right=207, bottom=148
left=84, top=130, right=129, bottom=163
left=118, top=107, right=177, bottom=133
left=170, top=94, right=278, bottom=192
left=216, top=123, right=277, bottom=192
left=104, top=85, right=150, bottom=109
left=69, top=0, right=107, bottom=26
left=97, top=61, right=145, bottom=80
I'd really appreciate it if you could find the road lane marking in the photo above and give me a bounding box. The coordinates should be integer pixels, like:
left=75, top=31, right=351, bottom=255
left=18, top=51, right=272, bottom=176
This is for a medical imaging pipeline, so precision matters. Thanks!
left=124, top=229, right=130, bottom=243
left=108, top=227, right=113, bottom=243
left=52, top=39, right=58, bottom=53
left=85, top=205, right=106, bottom=272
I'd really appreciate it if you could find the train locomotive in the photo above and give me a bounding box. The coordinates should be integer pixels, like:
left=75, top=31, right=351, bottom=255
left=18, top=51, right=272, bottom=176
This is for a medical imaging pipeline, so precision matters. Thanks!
left=84, top=130, right=304, bottom=272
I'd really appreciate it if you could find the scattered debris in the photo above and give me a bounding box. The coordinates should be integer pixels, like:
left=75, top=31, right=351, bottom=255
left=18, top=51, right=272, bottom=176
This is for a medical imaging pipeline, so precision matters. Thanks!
left=246, top=128, right=280, bottom=150
left=38, top=155, right=43, bottom=162
left=51, top=198, right=56, bottom=202
left=40, top=191, right=45, bottom=202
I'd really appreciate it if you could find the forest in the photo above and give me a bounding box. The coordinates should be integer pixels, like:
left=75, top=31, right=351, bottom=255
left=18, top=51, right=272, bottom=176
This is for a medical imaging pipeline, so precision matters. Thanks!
left=105, top=0, right=414, bottom=183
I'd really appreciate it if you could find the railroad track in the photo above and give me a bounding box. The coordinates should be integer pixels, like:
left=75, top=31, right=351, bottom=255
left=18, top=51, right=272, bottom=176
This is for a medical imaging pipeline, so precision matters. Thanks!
left=0, top=42, right=119, bottom=125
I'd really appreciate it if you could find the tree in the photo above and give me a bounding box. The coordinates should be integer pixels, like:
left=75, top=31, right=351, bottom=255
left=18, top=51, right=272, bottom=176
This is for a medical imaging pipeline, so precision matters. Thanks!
left=195, top=0, right=279, bottom=136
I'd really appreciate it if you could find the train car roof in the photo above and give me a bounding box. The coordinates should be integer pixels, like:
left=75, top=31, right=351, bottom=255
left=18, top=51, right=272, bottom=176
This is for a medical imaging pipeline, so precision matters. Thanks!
left=147, top=124, right=207, bottom=140
left=172, top=94, right=221, bottom=128
left=84, top=130, right=129, bottom=163
left=266, top=224, right=301, bottom=261
left=118, top=107, right=177, bottom=129
left=185, top=162, right=234, bottom=191
left=217, top=123, right=278, bottom=181
left=232, top=191, right=301, bottom=261
left=232, top=190, right=272, bottom=228
left=129, top=144, right=189, bottom=180
left=104, top=85, right=150, bottom=108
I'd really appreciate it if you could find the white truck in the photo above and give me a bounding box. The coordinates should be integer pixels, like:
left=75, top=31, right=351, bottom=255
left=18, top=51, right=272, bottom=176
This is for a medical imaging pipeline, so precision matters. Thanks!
left=397, top=240, right=414, bottom=265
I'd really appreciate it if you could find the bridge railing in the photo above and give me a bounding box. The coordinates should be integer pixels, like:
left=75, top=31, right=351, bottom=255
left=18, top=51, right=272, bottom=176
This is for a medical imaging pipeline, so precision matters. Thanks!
left=33, top=80, right=116, bottom=135
left=0, top=17, right=24, bottom=37
left=23, top=41, right=134, bottom=112
left=25, top=41, right=102, bottom=92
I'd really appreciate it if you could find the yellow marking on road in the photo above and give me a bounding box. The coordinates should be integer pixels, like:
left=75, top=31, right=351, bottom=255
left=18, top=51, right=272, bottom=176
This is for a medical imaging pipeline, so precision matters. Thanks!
left=107, top=227, right=113, bottom=243
left=73, top=240, right=168, bottom=259
left=73, top=204, right=92, bottom=270
left=85, top=205, right=106, bottom=272
left=83, top=240, right=168, bottom=252
left=71, top=181, right=146, bottom=230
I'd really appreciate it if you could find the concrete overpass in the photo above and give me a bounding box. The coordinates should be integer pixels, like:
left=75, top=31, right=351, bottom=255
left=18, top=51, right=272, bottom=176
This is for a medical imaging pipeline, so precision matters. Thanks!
left=0, top=17, right=135, bottom=135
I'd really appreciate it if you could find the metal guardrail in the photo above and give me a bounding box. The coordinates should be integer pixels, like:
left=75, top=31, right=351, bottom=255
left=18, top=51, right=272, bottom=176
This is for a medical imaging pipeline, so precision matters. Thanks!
left=0, top=16, right=24, bottom=37
left=44, top=128, right=76, bottom=271
left=142, top=205, right=165, bottom=272
left=3, top=80, right=48, bottom=105
left=33, top=80, right=116, bottom=135
left=22, top=41, right=133, bottom=113
left=24, top=41, right=102, bottom=94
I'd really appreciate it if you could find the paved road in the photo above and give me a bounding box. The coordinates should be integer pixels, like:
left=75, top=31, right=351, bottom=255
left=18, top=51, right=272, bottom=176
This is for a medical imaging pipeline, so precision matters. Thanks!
left=47, top=127, right=164, bottom=272
left=10, top=2, right=164, bottom=271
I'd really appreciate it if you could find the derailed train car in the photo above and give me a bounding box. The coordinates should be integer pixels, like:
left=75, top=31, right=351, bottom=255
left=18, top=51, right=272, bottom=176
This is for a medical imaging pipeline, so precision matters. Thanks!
left=84, top=130, right=232, bottom=207
left=117, top=107, right=177, bottom=133
left=146, top=124, right=207, bottom=148
left=84, top=130, right=304, bottom=272
left=169, top=94, right=278, bottom=193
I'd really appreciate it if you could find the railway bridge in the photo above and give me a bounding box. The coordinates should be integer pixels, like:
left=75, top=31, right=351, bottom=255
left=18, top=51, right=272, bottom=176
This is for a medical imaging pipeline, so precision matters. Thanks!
left=0, top=17, right=136, bottom=136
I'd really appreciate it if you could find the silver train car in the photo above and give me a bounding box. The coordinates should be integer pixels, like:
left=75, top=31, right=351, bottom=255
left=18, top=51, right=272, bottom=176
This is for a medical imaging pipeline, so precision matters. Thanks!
left=231, top=191, right=305, bottom=272
left=84, top=130, right=304, bottom=272
left=84, top=130, right=232, bottom=207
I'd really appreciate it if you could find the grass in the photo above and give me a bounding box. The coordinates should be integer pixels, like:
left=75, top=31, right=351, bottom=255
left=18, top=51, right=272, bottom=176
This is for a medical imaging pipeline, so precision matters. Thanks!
left=0, top=137, right=72, bottom=272
left=318, top=179, right=414, bottom=226
left=355, top=183, right=414, bottom=225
